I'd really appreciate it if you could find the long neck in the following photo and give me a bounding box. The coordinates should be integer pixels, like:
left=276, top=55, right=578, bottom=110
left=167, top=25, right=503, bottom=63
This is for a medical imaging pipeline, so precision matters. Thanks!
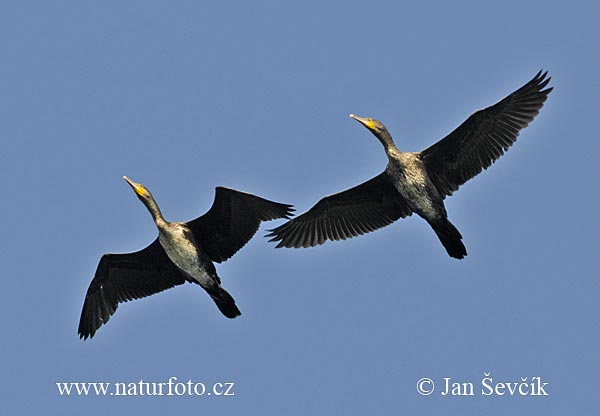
left=374, top=129, right=398, bottom=154
left=141, top=194, right=166, bottom=225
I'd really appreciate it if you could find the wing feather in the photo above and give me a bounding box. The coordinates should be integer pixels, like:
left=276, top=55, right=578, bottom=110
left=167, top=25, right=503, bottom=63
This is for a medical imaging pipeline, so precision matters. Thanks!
left=188, top=188, right=293, bottom=263
left=78, top=240, right=185, bottom=340
left=266, top=172, right=412, bottom=248
left=421, top=71, right=552, bottom=197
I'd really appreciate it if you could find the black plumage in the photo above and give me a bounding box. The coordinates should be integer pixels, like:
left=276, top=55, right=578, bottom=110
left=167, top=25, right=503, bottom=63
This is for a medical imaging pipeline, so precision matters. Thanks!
left=78, top=179, right=293, bottom=340
left=421, top=71, right=553, bottom=197
left=267, top=71, right=552, bottom=258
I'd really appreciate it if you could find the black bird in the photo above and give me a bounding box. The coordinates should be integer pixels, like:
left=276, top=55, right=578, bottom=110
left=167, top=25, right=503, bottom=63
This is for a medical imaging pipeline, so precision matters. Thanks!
left=78, top=177, right=293, bottom=339
left=267, top=71, right=552, bottom=259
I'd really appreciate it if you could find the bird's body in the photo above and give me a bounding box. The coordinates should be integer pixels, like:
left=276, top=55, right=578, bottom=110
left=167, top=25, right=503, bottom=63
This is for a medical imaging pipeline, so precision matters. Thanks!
left=157, top=221, right=214, bottom=288
left=78, top=178, right=293, bottom=339
left=386, top=151, right=440, bottom=220
left=267, top=71, right=552, bottom=258
left=359, top=118, right=468, bottom=258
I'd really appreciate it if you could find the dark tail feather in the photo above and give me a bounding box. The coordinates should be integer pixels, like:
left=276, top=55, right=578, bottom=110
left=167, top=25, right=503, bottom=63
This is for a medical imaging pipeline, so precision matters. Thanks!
left=431, top=219, right=467, bottom=259
left=207, top=286, right=241, bottom=318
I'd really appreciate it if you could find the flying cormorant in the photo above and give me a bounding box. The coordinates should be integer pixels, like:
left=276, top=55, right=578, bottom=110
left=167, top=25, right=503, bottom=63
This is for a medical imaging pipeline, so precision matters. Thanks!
left=267, top=71, right=552, bottom=259
left=78, top=177, right=293, bottom=339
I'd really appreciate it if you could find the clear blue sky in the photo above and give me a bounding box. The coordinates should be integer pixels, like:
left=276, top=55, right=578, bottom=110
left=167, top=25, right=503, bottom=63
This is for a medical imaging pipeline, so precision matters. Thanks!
left=1, top=1, right=597, bottom=414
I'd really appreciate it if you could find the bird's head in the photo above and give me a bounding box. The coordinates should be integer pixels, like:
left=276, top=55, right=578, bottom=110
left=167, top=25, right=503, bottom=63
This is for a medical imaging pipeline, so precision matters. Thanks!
left=123, top=175, right=159, bottom=208
left=123, top=176, right=164, bottom=221
left=123, top=176, right=151, bottom=198
left=349, top=114, right=394, bottom=149
left=349, top=114, right=385, bottom=132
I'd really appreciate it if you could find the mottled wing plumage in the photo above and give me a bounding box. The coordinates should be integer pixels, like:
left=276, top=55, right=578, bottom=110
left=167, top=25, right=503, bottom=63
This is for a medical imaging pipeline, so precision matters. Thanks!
left=78, top=240, right=185, bottom=340
left=189, top=187, right=294, bottom=263
left=266, top=172, right=412, bottom=248
left=421, top=70, right=553, bottom=197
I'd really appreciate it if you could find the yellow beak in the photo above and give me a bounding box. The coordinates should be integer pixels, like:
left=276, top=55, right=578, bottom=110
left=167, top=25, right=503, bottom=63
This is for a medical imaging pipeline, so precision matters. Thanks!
left=349, top=114, right=375, bottom=129
left=123, top=176, right=146, bottom=197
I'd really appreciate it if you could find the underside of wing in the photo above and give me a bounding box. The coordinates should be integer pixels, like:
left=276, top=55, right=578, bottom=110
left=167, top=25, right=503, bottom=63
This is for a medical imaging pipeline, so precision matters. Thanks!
left=421, top=71, right=553, bottom=197
left=188, top=187, right=293, bottom=263
left=266, top=172, right=412, bottom=248
left=78, top=240, right=185, bottom=340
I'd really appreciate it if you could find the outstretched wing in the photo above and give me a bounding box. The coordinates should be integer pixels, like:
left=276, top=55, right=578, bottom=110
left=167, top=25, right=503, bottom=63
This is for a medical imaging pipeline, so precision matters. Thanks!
left=266, top=172, right=412, bottom=248
left=188, top=187, right=294, bottom=263
left=78, top=240, right=185, bottom=340
left=421, top=70, right=553, bottom=197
